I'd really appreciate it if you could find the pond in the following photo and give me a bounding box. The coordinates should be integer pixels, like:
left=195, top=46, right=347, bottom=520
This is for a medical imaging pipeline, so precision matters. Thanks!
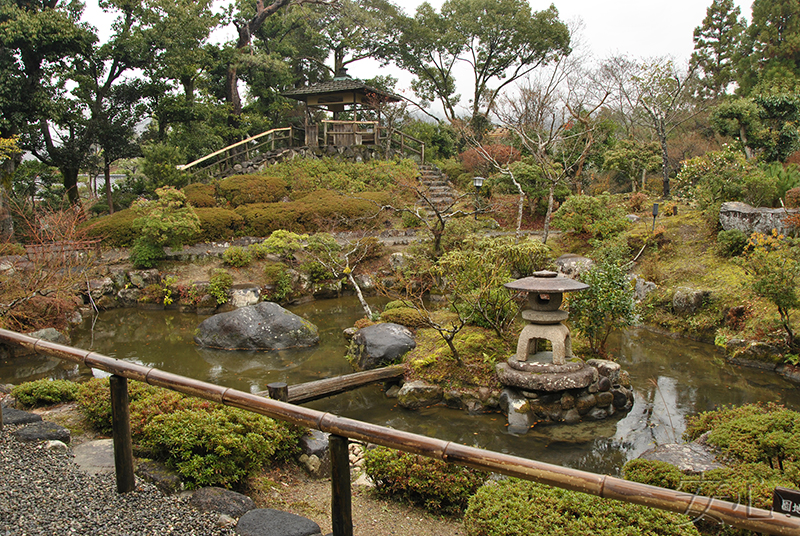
left=3, top=296, right=799, bottom=476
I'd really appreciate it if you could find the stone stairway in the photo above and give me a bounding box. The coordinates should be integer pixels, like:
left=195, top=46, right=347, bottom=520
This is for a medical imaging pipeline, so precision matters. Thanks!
left=417, top=164, right=458, bottom=210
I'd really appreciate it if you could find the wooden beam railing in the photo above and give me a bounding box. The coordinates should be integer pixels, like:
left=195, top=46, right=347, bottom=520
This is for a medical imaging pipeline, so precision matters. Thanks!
left=178, top=127, right=301, bottom=177
left=1, top=328, right=798, bottom=536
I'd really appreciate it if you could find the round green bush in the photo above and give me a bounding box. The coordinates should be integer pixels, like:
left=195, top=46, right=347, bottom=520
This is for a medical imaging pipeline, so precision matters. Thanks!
left=11, top=379, right=79, bottom=407
left=222, top=245, right=253, bottom=267
left=193, top=207, right=244, bottom=241
left=363, top=446, right=487, bottom=515
left=464, top=479, right=700, bottom=536
left=182, top=183, right=217, bottom=207
left=218, top=174, right=288, bottom=207
left=380, top=306, right=427, bottom=328
left=84, top=209, right=139, bottom=247
left=622, top=459, right=683, bottom=489
left=141, top=406, right=302, bottom=488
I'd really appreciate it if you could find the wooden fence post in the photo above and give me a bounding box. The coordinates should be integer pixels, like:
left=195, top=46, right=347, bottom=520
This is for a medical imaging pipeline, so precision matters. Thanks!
left=267, top=382, right=288, bottom=402
left=110, top=375, right=136, bottom=493
left=330, top=434, right=353, bottom=536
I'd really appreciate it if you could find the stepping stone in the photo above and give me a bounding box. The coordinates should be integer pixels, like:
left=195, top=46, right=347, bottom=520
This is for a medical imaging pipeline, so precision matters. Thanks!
left=13, top=421, right=70, bottom=443
left=73, top=439, right=114, bottom=475
left=137, top=459, right=183, bottom=494
left=236, top=509, right=322, bottom=536
left=2, top=408, right=43, bottom=425
left=190, top=487, right=256, bottom=518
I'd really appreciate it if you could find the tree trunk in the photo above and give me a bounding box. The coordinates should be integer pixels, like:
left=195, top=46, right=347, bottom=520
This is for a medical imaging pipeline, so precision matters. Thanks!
left=63, top=167, right=81, bottom=207
left=104, top=159, right=114, bottom=215
left=225, top=0, right=292, bottom=125
left=347, top=272, right=372, bottom=319
left=542, top=183, right=555, bottom=244
left=641, top=167, right=647, bottom=191
left=740, top=124, right=753, bottom=160
left=658, top=127, right=670, bottom=198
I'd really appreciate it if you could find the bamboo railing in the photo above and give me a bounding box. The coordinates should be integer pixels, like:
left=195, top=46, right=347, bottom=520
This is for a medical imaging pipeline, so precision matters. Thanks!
left=1, top=328, right=798, bottom=536
left=177, top=127, right=301, bottom=177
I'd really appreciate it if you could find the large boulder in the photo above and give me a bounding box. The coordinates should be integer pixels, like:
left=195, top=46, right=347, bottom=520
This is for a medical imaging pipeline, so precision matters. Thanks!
left=397, top=380, right=443, bottom=409
left=346, top=323, right=415, bottom=370
left=194, top=302, right=319, bottom=351
left=719, top=201, right=797, bottom=235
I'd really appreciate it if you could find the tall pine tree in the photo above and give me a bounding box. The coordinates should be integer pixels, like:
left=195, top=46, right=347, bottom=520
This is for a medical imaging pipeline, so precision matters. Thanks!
left=691, top=0, right=744, bottom=99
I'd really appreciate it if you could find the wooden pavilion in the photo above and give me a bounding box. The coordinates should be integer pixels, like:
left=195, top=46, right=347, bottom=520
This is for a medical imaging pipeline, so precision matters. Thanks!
left=282, top=72, right=403, bottom=148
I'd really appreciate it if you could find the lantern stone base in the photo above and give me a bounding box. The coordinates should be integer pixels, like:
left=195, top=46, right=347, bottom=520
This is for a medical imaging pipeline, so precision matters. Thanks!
left=496, top=357, right=634, bottom=434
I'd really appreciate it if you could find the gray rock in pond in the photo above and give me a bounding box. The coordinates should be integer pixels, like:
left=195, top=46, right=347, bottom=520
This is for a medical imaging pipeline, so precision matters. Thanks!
left=194, top=302, right=319, bottom=351
left=347, top=323, right=415, bottom=371
left=236, top=508, right=321, bottom=536
left=397, top=380, right=442, bottom=409
left=639, top=441, right=722, bottom=474
left=190, top=487, right=256, bottom=518
left=499, top=389, right=531, bottom=434
left=26, top=327, right=69, bottom=345
left=13, top=421, right=70, bottom=443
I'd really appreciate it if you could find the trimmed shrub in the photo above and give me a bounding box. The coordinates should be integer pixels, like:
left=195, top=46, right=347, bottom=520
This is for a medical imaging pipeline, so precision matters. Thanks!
left=786, top=187, right=800, bottom=208
left=363, top=446, right=487, bottom=515
left=256, top=230, right=308, bottom=259
left=182, top=183, right=217, bottom=208
left=464, top=479, right=700, bottom=536
left=622, top=459, right=683, bottom=489
left=11, top=379, right=79, bottom=407
left=236, top=203, right=305, bottom=236
left=222, top=245, right=253, bottom=267
left=379, top=306, right=427, bottom=328
left=76, top=378, right=302, bottom=488
left=194, top=207, right=244, bottom=241
left=84, top=209, right=139, bottom=247
left=141, top=406, right=302, bottom=488
left=218, top=174, right=287, bottom=207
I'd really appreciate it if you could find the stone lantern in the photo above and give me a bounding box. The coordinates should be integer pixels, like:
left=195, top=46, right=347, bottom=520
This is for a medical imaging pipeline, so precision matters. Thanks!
left=497, top=270, right=595, bottom=392
left=505, top=270, right=587, bottom=366
left=496, top=270, right=635, bottom=431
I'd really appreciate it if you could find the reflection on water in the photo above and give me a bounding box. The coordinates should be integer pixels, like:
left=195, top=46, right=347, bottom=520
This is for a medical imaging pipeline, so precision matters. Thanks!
left=3, top=297, right=800, bottom=475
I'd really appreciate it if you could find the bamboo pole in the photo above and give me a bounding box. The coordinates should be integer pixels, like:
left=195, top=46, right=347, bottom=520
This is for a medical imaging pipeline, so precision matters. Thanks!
left=2, top=327, right=799, bottom=536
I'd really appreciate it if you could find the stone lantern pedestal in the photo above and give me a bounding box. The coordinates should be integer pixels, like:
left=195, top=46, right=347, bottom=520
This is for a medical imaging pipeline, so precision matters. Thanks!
left=496, top=271, right=634, bottom=433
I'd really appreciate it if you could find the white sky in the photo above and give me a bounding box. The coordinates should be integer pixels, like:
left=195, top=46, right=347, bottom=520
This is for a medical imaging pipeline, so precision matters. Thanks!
left=81, top=0, right=754, bottom=115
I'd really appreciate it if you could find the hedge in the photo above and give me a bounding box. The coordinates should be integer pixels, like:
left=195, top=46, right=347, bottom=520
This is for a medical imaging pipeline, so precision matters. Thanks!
left=218, top=174, right=288, bottom=207
left=193, top=207, right=244, bottom=241
left=84, top=209, right=139, bottom=247
left=182, top=183, right=217, bottom=208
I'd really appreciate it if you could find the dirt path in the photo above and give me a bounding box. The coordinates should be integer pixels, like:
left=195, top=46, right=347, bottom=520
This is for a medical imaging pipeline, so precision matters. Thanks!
left=249, top=464, right=465, bottom=536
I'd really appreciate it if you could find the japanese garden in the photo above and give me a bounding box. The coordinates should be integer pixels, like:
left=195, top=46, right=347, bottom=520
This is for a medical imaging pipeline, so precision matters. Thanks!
left=2, top=0, right=800, bottom=535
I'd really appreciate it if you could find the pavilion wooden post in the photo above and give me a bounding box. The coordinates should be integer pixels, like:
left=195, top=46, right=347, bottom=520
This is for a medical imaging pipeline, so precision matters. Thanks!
left=109, top=375, right=136, bottom=493
left=330, top=434, right=353, bottom=536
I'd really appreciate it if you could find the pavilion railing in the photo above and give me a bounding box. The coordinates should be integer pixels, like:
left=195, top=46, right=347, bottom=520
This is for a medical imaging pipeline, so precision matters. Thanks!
left=1, top=328, right=798, bottom=536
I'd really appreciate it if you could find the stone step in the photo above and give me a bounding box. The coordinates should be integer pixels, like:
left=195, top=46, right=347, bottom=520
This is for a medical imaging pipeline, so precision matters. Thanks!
left=236, top=509, right=322, bottom=536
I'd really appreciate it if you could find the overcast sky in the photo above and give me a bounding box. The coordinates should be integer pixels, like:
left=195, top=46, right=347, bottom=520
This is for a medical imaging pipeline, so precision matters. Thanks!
left=81, top=0, right=754, bottom=115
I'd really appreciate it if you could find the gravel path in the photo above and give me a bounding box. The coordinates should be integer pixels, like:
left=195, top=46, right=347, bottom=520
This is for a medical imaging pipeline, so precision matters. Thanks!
left=0, top=425, right=235, bottom=536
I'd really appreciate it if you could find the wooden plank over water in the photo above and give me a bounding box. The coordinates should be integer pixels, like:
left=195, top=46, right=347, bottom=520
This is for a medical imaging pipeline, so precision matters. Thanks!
left=256, top=365, right=404, bottom=404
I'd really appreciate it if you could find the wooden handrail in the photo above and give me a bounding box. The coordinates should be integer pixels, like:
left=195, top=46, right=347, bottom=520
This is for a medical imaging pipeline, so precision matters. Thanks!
left=2, top=327, right=798, bottom=535
left=178, top=127, right=294, bottom=172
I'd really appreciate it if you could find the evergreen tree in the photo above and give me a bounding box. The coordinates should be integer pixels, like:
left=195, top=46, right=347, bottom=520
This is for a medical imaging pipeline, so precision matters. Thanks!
left=739, top=0, right=800, bottom=95
left=691, top=0, right=745, bottom=99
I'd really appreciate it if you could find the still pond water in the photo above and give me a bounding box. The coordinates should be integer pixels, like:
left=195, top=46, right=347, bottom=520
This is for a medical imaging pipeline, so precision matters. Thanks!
left=3, top=296, right=800, bottom=476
